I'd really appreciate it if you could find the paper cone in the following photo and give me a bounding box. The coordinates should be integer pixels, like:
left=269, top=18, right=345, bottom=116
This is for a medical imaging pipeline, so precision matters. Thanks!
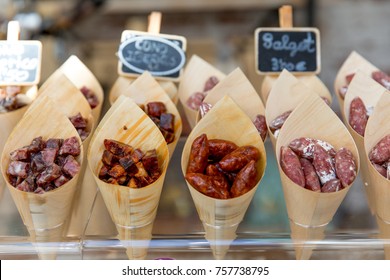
left=0, top=96, right=84, bottom=259
left=265, top=69, right=332, bottom=150
left=109, top=76, right=179, bottom=106
left=196, top=68, right=265, bottom=125
left=178, top=55, right=226, bottom=129
left=0, top=85, right=38, bottom=197
left=181, top=96, right=266, bottom=259
left=364, top=91, right=390, bottom=259
left=334, top=51, right=378, bottom=121
left=260, top=73, right=331, bottom=104
left=108, top=72, right=182, bottom=161
left=343, top=71, right=385, bottom=215
left=275, top=93, right=360, bottom=260
left=88, top=95, right=169, bottom=259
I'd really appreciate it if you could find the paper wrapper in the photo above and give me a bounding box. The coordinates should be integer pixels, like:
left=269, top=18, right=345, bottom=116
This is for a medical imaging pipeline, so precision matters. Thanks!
left=275, top=93, right=360, bottom=260
left=260, top=73, right=331, bottom=104
left=88, top=95, right=169, bottom=259
left=265, top=69, right=333, bottom=150
left=0, top=96, right=84, bottom=259
left=178, top=55, right=226, bottom=129
left=334, top=51, right=378, bottom=121
left=109, top=76, right=179, bottom=105
left=181, top=96, right=266, bottom=259
left=364, top=92, right=390, bottom=259
left=196, top=68, right=265, bottom=126
left=343, top=71, right=385, bottom=215
left=0, top=86, right=38, bottom=196
left=107, top=72, right=182, bottom=161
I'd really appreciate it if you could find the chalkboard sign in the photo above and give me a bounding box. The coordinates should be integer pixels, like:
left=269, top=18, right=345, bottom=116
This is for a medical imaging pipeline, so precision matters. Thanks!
left=255, top=28, right=320, bottom=74
left=117, top=31, right=187, bottom=82
left=0, top=41, right=42, bottom=85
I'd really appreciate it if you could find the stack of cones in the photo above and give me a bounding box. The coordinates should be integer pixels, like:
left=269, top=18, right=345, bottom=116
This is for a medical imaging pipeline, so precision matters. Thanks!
left=181, top=96, right=266, bottom=259
left=342, top=71, right=386, bottom=215
left=0, top=96, right=84, bottom=259
left=178, top=55, right=226, bottom=129
left=364, top=92, right=390, bottom=260
left=275, top=93, right=360, bottom=259
left=88, top=96, right=169, bottom=259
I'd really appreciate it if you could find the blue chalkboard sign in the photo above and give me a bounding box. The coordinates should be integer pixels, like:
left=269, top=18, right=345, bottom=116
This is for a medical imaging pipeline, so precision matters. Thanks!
left=255, top=28, right=320, bottom=74
left=118, top=31, right=187, bottom=81
left=0, top=41, right=42, bottom=85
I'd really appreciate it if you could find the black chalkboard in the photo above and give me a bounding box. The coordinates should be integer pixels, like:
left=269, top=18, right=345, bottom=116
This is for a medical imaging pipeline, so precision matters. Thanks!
left=0, top=41, right=42, bottom=85
left=255, top=28, right=320, bottom=74
left=118, top=31, right=187, bottom=81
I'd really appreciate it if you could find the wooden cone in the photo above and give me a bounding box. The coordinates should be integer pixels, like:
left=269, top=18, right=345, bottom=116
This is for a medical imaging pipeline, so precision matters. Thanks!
left=265, top=69, right=332, bottom=151
left=275, top=93, right=360, bottom=260
left=0, top=96, right=83, bottom=259
left=334, top=51, right=378, bottom=121
left=109, top=72, right=182, bottom=161
left=178, top=55, right=226, bottom=129
left=109, top=76, right=179, bottom=106
left=181, top=96, right=266, bottom=259
left=260, top=73, right=331, bottom=104
left=88, top=95, right=169, bottom=259
left=343, top=71, right=385, bottom=215
left=196, top=68, right=265, bottom=126
left=364, top=91, right=390, bottom=260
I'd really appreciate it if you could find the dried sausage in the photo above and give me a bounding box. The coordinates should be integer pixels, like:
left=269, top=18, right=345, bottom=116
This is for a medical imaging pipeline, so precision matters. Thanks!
left=280, top=146, right=305, bottom=187
left=335, top=148, right=357, bottom=188
left=349, top=97, right=368, bottom=136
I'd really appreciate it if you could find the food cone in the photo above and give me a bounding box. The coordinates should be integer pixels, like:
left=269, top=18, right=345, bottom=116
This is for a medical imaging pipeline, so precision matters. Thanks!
left=196, top=68, right=265, bottom=126
left=88, top=95, right=169, bottom=259
left=334, top=51, right=378, bottom=121
left=178, top=55, right=226, bottom=129
left=265, top=69, right=332, bottom=150
left=109, top=76, right=179, bottom=106
left=343, top=71, right=385, bottom=215
left=260, top=73, right=330, bottom=104
left=108, top=72, right=182, bottom=161
left=275, top=93, right=360, bottom=260
left=181, top=96, right=266, bottom=259
left=364, top=91, right=390, bottom=259
left=0, top=86, right=38, bottom=197
left=0, top=96, right=83, bottom=259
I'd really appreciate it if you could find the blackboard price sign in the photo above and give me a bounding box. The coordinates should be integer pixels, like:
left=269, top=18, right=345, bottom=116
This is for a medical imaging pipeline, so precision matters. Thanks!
left=117, top=31, right=187, bottom=82
left=255, top=28, right=320, bottom=74
left=0, top=41, right=42, bottom=86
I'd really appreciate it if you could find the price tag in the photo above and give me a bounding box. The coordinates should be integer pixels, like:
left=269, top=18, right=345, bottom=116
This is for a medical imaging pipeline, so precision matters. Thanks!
left=117, top=30, right=187, bottom=82
left=255, top=28, right=320, bottom=74
left=0, top=40, right=42, bottom=85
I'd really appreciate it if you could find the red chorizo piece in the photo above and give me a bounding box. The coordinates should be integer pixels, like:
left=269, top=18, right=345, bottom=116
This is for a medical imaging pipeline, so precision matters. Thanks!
left=208, top=139, right=238, bottom=161
left=269, top=110, right=292, bottom=133
left=218, top=145, right=260, bottom=172
left=289, top=137, right=336, bottom=160
left=187, top=134, right=209, bottom=174
left=205, top=164, right=223, bottom=177
left=369, top=134, right=390, bottom=164
left=280, top=146, right=305, bottom=187
left=300, top=158, right=321, bottom=192
left=335, top=148, right=357, bottom=188
left=185, top=173, right=230, bottom=199
left=349, top=97, right=368, bottom=136
left=253, top=114, right=268, bottom=142
left=231, top=160, right=258, bottom=197
left=322, top=179, right=342, bottom=193
left=313, top=144, right=336, bottom=185
left=146, top=102, right=167, bottom=117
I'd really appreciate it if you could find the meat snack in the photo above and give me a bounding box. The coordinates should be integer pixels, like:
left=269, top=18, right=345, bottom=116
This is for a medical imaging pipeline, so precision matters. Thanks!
left=98, top=139, right=161, bottom=188
left=185, top=134, right=261, bottom=199
left=280, top=137, right=357, bottom=192
left=186, top=76, right=219, bottom=110
left=349, top=97, right=369, bottom=136
left=69, top=112, right=90, bottom=141
left=145, top=102, right=175, bottom=144
left=269, top=110, right=292, bottom=137
left=0, top=86, right=32, bottom=113
left=80, top=86, right=99, bottom=109
left=369, top=134, right=390, bottom=179
left=6, top=136, right=81, bottom=193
